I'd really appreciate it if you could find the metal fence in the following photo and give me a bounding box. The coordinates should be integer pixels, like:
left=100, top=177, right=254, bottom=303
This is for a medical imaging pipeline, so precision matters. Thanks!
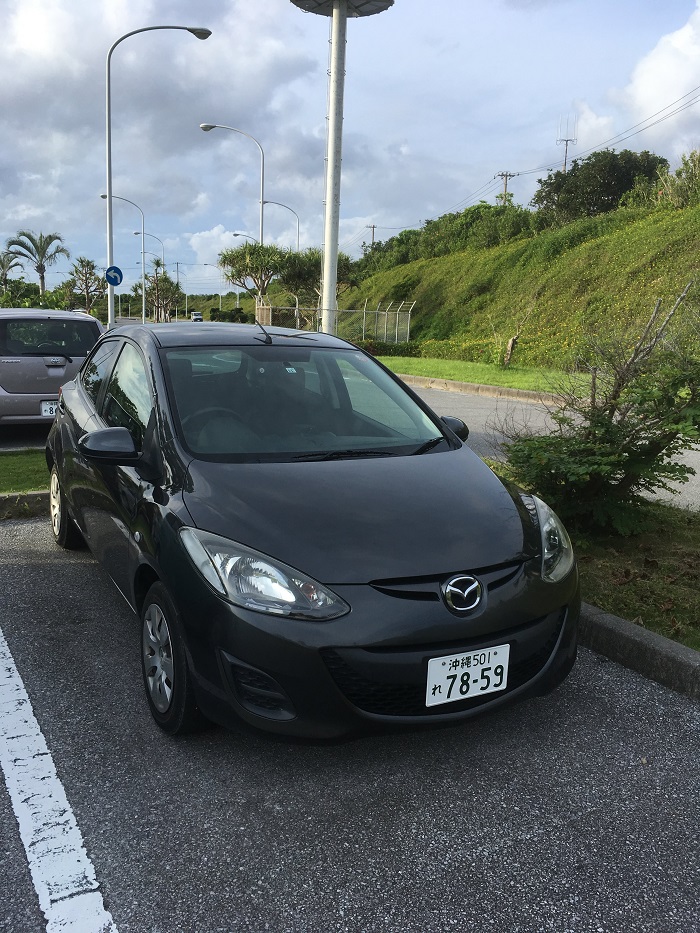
left=256, top=300, right=413, bottom=344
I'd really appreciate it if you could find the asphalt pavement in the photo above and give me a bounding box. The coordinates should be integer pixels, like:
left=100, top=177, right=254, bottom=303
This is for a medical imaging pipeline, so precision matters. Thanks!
left=0, top=519, right=698, bottom=932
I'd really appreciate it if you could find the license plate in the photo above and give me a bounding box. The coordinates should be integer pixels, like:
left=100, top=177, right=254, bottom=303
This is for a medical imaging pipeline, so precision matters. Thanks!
left=426, top=644, right=510, bottom=707
left=41, top=400, right=58, bottom=417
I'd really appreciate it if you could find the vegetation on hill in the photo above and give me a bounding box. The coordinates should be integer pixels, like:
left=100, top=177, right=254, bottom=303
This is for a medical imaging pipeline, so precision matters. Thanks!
left=342, top=205, right=700, bottom=367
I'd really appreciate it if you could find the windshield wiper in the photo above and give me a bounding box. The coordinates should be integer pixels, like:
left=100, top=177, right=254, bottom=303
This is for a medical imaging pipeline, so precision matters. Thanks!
left=411, top=437, right=445, bottom=455
left=292, top=448, right=396, bottom=462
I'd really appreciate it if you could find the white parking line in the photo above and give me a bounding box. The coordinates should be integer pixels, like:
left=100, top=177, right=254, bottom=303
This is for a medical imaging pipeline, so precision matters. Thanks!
left=0, top=628, right=118, bottom=933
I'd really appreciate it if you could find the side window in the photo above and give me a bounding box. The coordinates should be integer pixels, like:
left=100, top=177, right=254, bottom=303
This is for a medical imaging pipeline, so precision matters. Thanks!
left=81, top=340, right=121, bottom=406
left=102, top=343, right=153, bottom=450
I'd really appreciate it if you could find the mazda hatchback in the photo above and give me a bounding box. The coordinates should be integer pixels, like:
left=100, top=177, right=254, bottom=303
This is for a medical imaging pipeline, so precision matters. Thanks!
left=46, top=323, right=579, bottom=739
left=0, top=309, right=103, bottom=426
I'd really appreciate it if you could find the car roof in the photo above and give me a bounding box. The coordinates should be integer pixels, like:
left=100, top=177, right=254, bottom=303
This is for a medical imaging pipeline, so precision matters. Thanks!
left=109, top=322, right=355, bottom=350
left=0, top=309, right=99, bottom=322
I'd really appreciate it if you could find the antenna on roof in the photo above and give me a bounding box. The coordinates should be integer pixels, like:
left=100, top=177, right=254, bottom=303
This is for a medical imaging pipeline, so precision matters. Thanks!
left=254, top=319, right=273, bottom=344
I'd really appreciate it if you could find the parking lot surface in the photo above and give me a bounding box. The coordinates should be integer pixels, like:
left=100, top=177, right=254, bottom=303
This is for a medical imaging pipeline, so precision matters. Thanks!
left=0, top=519, right=698, bottom=932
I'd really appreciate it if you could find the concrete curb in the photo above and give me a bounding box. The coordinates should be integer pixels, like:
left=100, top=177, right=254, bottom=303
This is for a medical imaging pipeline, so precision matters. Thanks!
left=397, top=373, right=558, bottom=403
left=0, top=491, right=49, bottom=521
left=580, top=603, right=700, bottom=702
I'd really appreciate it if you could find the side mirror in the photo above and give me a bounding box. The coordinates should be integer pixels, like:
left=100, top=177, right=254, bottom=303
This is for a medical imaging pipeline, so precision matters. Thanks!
left=78, top=427, right=140, bottom=465
left=441, top=416, right=469, bottom=441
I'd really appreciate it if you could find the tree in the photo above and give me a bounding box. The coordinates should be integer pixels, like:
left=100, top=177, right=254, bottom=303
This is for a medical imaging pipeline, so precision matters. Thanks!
left=131, top=260, right=184, bottom=322
left=501, top=283, right=700, bottom=534
left=218, top=243, right=288, bottom=298
left=278, top=248, right=358, bottom=306
left=62, top=257, right=105, bottom=313
left=5, top=230, right=70, bottom=297
left=0, top=251, right=23, bottom=292
left=531, top=150, right=668, bottom=225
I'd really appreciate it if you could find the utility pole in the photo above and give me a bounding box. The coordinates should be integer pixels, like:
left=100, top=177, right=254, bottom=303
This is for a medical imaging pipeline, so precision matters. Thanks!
left=495, top=171, right=517, bottom=202
left=557, top=116, right=578, bottom=173
left=366, top=224, right=377, bottom=245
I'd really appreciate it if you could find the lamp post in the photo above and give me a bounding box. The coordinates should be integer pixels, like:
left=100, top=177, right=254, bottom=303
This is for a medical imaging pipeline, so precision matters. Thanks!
left=106, top=25, right=211, bottom=330
left=264, top=200, right=300, bottom=250
left=232, top=232, right=256, bottom=242
left=134, top=231, right=165, bottom=267
left=101, top=193, right=146, bottom=323
left=200, top=124, right=265, bottom=244
left=289, top=0, right=393, bottom=333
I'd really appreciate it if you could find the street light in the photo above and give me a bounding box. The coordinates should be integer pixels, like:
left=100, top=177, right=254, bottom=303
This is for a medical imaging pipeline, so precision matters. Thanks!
left=289, top=0, right=393, bottom=333
left=101, top=193, right=146, bottom=323
left=106, top=25, right=212, bottom=329
left=134, top=231, right=165, bottom=266
left=264, top=200, right=300, bottom=251
left=200, top=124, right=265, bottom=244
left=232, top=232, right=256, bottom=242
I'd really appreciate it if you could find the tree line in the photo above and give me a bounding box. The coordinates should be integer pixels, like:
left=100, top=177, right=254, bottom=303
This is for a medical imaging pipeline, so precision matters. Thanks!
left=5, top=147, right=700, bottom=317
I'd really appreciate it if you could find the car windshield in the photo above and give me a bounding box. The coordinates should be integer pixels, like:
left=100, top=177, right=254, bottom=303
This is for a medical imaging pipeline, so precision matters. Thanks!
left=0, top=318, right=100, bottom=357
left=163, top=344, right=448, bottom=462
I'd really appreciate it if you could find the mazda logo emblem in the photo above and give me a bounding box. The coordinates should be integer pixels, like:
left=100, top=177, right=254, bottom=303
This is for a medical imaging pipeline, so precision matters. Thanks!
left=442, top=574, right=483, bottom=613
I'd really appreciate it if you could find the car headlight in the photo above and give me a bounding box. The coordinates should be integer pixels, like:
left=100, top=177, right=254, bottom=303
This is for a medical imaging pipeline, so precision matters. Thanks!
left=179, top=527, right=349, bottom=620
left=533, top=497, right=575, bottom=584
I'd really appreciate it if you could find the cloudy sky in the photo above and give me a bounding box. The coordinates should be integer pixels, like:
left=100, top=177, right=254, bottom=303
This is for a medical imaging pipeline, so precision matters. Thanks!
left=3, top=0, right=700, bottom=296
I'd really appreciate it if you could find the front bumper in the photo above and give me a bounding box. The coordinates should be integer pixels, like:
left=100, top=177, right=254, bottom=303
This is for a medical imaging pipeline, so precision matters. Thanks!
left=172, top=557, right=580, bottom=739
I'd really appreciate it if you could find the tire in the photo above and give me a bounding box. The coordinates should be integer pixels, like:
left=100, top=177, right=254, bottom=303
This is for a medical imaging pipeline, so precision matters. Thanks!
left=49, top=465, right=84, bottom=549
left=140, top=582, right=207, bottom=735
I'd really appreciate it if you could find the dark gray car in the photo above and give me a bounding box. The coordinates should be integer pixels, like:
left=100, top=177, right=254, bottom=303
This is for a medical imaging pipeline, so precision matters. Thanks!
left=0, top=309, right=103, bottom=426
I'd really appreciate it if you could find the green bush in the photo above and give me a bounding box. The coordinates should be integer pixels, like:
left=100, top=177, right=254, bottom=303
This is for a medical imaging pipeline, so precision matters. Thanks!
left=356, top=339, right=421, bottom=357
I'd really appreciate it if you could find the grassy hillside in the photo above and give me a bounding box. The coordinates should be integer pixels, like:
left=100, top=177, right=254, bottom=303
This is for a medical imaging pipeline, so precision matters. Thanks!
left=341, top=206, right=700, bottom=367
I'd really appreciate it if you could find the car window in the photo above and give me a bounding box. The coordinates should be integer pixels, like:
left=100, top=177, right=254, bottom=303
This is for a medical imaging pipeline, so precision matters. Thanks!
left=162, top=345, right=443, bottom=461
left=0, top=318, right=101, bottom=356
left=335, top=355, right=431, bottom=438
left=102, top=343, right=153, bottom=450
left=81, top=339, right=122, bottom=406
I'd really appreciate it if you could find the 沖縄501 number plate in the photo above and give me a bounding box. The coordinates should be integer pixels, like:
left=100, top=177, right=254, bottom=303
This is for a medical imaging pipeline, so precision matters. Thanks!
left=426, top=644, right=510, bottom=708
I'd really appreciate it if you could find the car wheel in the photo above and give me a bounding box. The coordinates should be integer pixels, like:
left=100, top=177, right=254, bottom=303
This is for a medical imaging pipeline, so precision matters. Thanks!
left=49, top=465, right=84, bottom=549
left=141, top=582, right=207, bottom=734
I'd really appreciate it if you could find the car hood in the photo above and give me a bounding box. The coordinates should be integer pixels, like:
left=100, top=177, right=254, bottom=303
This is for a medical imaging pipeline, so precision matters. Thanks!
left=181, top=447, right=539, bottom=584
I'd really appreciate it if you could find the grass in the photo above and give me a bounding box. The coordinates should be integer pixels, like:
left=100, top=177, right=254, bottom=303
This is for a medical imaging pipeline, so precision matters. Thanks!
left=0, top=449, right=49, bottom=493
left=574, top=503, right=700, bottom=652
left=378, top=357, right=590, bottom=394
left=377, top=357, right=557, bottom=390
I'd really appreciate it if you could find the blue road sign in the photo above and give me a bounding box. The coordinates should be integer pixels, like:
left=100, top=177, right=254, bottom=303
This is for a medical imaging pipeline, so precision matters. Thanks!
left=105, top=265, right=123, bottom=286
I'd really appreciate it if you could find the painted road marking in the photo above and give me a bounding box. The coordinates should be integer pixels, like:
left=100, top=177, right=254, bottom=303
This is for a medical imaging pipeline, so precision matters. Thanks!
left=0, top=628, right=118, bottom=932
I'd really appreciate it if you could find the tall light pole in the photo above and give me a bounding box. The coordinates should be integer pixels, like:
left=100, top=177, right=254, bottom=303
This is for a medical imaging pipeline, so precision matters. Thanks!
left=101, top=193, right=146, bottom=324
left=200, top=124, right=265, bottom=245
left=134, top=231, right=165, bottom=266
left=106, top=25, right=212, bottom=330
left=290, top=0, right=393, bottom=333
left=264, top=200, right=300, bottom=251
left=232, top=232, right=256, bottom=242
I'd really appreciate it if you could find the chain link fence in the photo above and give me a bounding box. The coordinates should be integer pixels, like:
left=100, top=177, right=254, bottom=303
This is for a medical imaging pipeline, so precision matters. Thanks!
left=256, top=300, right=413, bottom=344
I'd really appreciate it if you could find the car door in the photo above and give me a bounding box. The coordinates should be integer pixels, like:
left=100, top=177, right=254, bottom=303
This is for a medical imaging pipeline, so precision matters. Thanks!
left=83, top=341, right=158, bottom=601
left=59, top=337, right=123, bottom=535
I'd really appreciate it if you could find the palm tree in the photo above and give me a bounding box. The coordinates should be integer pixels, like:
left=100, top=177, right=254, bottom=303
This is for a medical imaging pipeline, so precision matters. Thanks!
left=5, top=230, right=70, bottom=297
left=0, top=251, right=23, bottom=292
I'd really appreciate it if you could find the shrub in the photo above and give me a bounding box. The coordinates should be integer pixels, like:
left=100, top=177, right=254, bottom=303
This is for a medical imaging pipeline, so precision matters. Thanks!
left=501, top=285, right=700, bottom=534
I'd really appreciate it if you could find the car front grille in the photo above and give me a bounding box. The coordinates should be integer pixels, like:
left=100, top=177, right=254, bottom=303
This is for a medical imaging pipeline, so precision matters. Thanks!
left=320, top=615, right=564, bottom=718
